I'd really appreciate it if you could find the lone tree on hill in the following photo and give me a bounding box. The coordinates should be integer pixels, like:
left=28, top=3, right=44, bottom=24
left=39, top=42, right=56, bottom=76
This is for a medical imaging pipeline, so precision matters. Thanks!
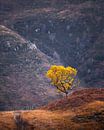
left=46, top=65, right=78, bottom=97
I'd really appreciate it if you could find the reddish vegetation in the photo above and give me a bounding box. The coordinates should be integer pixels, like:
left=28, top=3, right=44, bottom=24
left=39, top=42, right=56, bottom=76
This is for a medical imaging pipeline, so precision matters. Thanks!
left=0, top=88, right=104, bottom=130
left=43, top=88, right=104, bottom=110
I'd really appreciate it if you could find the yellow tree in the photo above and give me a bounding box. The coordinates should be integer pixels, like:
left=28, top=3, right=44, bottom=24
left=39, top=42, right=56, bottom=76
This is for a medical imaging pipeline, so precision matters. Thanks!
left=46, top=65, right=78, bottom=97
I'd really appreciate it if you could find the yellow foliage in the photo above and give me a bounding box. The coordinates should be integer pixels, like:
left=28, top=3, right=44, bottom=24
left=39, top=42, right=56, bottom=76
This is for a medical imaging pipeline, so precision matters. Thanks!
left=46, top=65, right=77, bottom=96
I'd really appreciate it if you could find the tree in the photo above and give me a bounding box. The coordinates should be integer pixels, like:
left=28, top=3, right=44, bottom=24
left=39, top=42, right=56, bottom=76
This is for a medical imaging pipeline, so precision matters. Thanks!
left=46, top=65, right=78, bottom=97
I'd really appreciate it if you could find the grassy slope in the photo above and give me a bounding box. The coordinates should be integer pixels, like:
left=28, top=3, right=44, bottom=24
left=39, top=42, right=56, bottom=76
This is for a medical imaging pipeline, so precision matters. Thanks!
left=0, top=88, right=104, bottom=130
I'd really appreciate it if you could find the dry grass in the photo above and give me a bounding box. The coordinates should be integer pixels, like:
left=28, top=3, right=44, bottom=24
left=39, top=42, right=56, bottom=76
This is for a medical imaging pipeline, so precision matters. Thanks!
left=0, top=88, right=104, bottom=130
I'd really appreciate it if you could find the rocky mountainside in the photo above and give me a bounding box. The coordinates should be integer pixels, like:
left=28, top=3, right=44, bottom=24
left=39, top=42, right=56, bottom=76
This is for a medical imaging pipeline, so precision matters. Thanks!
left=0, top=25, right=60, bottom=110
left=0, top=0, right=104, bottom=110
left=1, top=0, right=103, bottom=87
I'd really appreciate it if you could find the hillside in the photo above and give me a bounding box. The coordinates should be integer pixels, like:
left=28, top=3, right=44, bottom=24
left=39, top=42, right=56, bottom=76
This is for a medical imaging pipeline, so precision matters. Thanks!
left=0, top=25, right=61, bottom=110
left=0, top=0, right=104, bottom=110
left=0, top=0, right=104, bottom=87
left=0, top=88, right=104, bottom=130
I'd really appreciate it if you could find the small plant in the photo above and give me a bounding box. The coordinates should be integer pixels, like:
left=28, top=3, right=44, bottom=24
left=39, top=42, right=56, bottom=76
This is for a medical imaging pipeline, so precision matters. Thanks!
left=46, top=65, right=78, bottom=97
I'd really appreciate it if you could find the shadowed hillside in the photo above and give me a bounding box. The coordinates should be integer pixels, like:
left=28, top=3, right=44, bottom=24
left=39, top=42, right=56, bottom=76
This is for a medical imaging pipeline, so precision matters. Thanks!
left=0, top=0, right=104, bottom=87
left=0, top=88, right=104, bottom=130
left=0, top=0, right=104, bottom=110
left=0, top=25, right=61, bottom=110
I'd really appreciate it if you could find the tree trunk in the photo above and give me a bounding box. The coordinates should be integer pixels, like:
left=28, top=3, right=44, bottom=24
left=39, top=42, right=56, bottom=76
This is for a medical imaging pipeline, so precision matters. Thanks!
left=65, top=93, right=68, bottom=98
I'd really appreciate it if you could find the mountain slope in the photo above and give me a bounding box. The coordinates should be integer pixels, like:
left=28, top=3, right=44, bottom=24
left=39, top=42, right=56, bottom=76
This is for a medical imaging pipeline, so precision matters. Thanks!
left=0, top=88, right=104, bottom=130
left=0, top=25, right=60, bottom=110
left=0, top=0, right=104, bottom=111
left=0, top=0, right=103, bottom=87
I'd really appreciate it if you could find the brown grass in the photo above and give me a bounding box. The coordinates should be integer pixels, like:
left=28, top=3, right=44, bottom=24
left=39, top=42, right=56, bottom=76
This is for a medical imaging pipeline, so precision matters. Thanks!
left=0, top=88, right=104, bottom=130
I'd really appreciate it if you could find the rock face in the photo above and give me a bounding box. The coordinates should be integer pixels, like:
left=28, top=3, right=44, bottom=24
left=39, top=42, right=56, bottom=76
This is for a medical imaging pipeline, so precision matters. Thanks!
left=0, top=25, right=60, bottom=110
left=0, top=0, right=104, bottom=110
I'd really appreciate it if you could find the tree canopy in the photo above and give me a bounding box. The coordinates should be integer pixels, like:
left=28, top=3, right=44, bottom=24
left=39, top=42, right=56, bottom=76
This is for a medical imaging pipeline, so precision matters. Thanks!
left=46, top=65, right=78, bottom=97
